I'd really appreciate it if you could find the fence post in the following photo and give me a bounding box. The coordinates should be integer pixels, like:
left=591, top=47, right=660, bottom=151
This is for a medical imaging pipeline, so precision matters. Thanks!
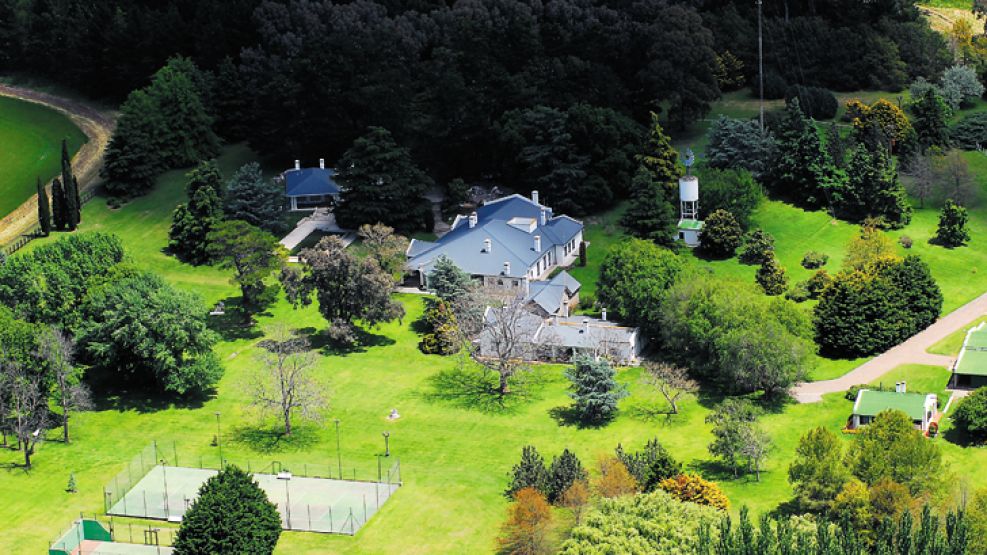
left=153, top=441, right=157, bottom=464
left=173, top=442, right=178, bottom=467
left=307, top=505, right=312, bottom=531
left=329, top=506, right=333, bottom=533
left=349, top=508, right=355, bottom=535
left=363, top=495, right=367, bottom=523
left=103, top=487, right=109, bottom=513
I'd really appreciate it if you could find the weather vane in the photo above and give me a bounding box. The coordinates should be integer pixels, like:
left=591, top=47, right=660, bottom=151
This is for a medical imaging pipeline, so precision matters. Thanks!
left=683, top=148, right=695, bottom=176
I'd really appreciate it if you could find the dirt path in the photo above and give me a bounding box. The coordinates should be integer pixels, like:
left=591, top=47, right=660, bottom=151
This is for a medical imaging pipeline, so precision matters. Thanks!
left=0, top=84, right=115, bottom=246
left=794, top=292, right=987, bottom=402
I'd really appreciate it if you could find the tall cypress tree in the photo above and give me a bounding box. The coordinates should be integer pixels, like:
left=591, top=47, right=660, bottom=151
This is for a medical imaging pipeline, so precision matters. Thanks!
left=62, top=139, right=79, bottom=230
left=51, top=178, right=68, bottom=231
left=36, top=177, right=51, bottom=236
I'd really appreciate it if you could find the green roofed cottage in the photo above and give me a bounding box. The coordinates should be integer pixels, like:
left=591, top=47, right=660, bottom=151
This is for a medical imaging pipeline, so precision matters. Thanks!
left=850, top=384, right=939, bottom=433
left=951, top=322, right=987, bottom=389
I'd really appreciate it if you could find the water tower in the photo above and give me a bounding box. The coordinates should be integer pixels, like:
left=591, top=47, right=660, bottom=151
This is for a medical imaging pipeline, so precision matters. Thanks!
left=676, top=148, right=704, bottom=247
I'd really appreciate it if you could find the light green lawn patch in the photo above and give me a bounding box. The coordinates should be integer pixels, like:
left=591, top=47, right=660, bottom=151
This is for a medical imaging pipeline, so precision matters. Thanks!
left=866, top=364, right=952, bottom=403
left=0, top=95, right=87, bottom=218
left=565, top=202, right=627, bottom=299
left=929, top=316, right=987, bottom=356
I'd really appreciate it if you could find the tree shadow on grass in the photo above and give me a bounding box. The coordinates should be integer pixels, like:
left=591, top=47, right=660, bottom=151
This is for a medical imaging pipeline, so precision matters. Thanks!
left=547, top=405, right=617, bottom=429
left=622, top=399, right=682, bottom=426
left=228, top=424, right=320, bottom=455
left=206, top=297, right=265, bottom=342
left=85, top=368, right=212, bottom=413
left=305, top=326, right=396, bottom=357
left=420, top=367, right=546, bottom=414
left=687, top=458, right=765, bottom=484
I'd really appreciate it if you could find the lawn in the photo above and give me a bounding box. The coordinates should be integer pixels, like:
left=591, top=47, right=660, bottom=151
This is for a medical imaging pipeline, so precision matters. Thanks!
left=929, top=316, right=987, bottom=356
left=5, top=140, right=987, bottom=554
left=0, top=95, right=87, bottom=218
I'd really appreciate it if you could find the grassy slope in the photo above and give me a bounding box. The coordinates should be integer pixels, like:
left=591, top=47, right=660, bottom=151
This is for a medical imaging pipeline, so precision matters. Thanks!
left=0, top=95, right=87, bottom=217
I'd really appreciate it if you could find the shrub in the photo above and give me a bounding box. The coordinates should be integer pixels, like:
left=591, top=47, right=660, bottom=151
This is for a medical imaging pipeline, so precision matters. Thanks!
left=739, top=229, right=775, bottom=265
left=756, top=256, right=788, bottom=296
left=845, top=384, right=870, bottom=401
left=786, top=281, right=810, bottom=303
left=899, top=235, right=913, bottom=249
left=950, top=112, right=987, bottom=150
left=786, top=85, right=838, bottom=120
left=801, top=251, right=829, bottom=269
left=940, top=64, right=984, bottom=110
left=700, top=209, right=743, bottom=258
left=763, top=71, right=787, bottom=100
left=952, top=387, right=987, bottom=442
left=615, top=439, right=682, bottom=493
left=579, top=291, right=596, bottom=311
left=694, top=167, right=764, bottom=229
left=418, top=298, right=461, bottom=355
left=658, top=474, right=730, bottom=511
left=805, top=269, right=833, bottom=299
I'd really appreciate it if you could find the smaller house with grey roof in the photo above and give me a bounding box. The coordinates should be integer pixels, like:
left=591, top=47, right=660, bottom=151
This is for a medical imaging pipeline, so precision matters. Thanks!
left=405, top=191, right=584, bottom=291
left=476, top=307, right=644, bottom=366
left=951, top=322, right=987, bottom=389
left=281, top=159, right=341, bottom=211
left=524, top=271, right=581, bottom=317
left=850, top=383, right=938, bottom=433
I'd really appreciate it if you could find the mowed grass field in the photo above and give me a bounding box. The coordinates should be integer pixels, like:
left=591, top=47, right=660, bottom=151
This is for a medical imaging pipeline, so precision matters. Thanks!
left=0, top=95, right=86, bottom=217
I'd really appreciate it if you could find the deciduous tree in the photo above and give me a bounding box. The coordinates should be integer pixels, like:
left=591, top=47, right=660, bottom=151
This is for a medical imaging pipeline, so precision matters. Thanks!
left=952, top=387, right=987, bottom=441
left=598, top=238, right=683, bottom=341
left=700, top=209, right=743, bottom=258
left=36, top=327, right=90, bottom=443
left=249, top=326, right=326, bottom=436
left=644, top=362, right=697, bottom=415
left=658, top=474, right=730, bottom=511
left=788, top=427, right=852, bottom=513
left=358, top=223, right=407, bottom=282
left=595, top=456, right=638, bottom=498
left=498, top=487, right=553, bottom=555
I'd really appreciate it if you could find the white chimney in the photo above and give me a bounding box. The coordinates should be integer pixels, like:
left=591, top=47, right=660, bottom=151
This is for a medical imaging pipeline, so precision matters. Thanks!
left=534, top=235, right=541, bottom=253
left=540, top=209, right=548, bottom=225
left=294, top=159, right=301, bottom=170
left=582, top=319, right=590, bottom=333
left=503, top=261, right=511, bottom=275
left=601, top=308, right=607, bottom=321
left=469, top=212, right=478, bottom=228
left=319, top=158, right=325, bottom=169
left=483, top=238, right=492, bottom=253
left=532, top=190, right=539, bottom=205
left=901, top=381, right=907, bottom=393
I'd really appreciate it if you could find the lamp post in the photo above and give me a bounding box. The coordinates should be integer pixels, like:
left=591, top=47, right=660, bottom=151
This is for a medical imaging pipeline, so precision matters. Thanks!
left=334, top=419, right=342, bottom=478
left=214, top=411, right=222, bottom=467
left=382, top=431, right=390, bottom=457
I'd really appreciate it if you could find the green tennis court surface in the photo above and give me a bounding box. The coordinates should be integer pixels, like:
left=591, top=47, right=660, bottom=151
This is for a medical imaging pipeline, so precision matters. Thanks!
left=106, top=466, right=400, bottom=534
left=71, top=540, right=174, bottom=555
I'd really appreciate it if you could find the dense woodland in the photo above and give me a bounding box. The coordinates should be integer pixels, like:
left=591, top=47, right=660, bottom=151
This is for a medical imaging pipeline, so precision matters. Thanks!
left=0, top=0, right=952, bottom=212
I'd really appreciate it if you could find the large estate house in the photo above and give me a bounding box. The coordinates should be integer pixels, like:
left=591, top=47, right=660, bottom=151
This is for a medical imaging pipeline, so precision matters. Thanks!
left=281, top=159, right=341, bottom=211
left=405, top=191, right=584, bottom=290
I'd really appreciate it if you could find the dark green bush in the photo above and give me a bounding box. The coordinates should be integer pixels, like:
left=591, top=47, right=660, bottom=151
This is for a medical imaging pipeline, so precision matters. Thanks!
left=785, top=85, right=839, bottom=120
left=801, top=251, right=829, bottom=269
left=950, top=112, right=987, bottom=150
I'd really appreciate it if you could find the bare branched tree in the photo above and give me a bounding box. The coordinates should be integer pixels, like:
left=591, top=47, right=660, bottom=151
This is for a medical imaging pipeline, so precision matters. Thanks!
left=37, top=328, right=91, bottom=443
left=740, top=425, right=772, bottom=482
left=645, top=362, right=699, bottom=415
left=249, top=325, right=327, bottom=436
left=4, top=359, right=51, bottom=468
left=475, top=294, right=537, bottom=396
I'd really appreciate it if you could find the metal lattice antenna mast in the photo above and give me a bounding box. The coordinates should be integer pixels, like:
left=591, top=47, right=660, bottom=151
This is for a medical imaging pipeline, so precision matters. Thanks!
left=757, top=0, right=764, bottom=131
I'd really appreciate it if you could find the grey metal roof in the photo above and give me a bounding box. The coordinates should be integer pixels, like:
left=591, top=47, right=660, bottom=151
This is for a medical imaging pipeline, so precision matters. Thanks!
left=535, top=316, right=637, bottom=349
left=407, top=194, right=583, bottom=278
left=526, top=271, right=581, bottom=315
left=284, top=167, right=340, bottom=197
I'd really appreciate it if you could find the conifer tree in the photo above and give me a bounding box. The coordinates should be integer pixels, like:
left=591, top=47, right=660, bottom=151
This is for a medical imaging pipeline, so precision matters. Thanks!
left=565, top=355, right=627, bottom=425
left=620, top=166, right=679, bottom=247
left=547, top=449, right=587, bottom=504
left=36, top=177, right=51, bottom=236
left=911, top=88, right=951, bottom=153
left=51, top=178, right=68, bottom=231
left=335, top=126, right=432, bottom=233
left=61, top=139, right=79, bottom=229
left=841, top=144, right=911, bottom=228
left=739, top=228, right=775, bottom=265
left=700, top=209, right=743, bottom=258
left=769, top=98, right=843, bottom=207
left=825, top=122, right=847, bottom=169
left=505, top=445, right=550, bottom=499
left=174, top=465, right=281, bottom=554
left=638, top=112, right=681, bottom=185
left=934, top=199, right=970, bottom=247
left=168, top=161, right=225, bottom=264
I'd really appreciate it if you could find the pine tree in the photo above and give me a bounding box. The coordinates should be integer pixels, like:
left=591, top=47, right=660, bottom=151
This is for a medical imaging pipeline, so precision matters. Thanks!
left=61, top=139, right=79, bottom=230
left=616, top=438, right=682, bottom=492
left=173, top=465, right=281, bottom=554
left=547, top=449, right=587, bottom=504
left=825, top=122, right=847, bottom=169
left=934, top=199, right=970, bottom=247
left=770, top=98, right=843, bottom=207
left=756, top=255, right=788, bottom=296
left=102, top=89, right=168, bottom=196
left=335, top=126, right=432, bottom=233
left=426, top=255, right=475, bottom=304
left=565, top=355, right=627, bottom=425
left=66, top=473, right=77, bottom=493
left=911, top=88, right=951, bottom=153
left=51, top=178, right=68, bottom=231
left=841, top=145, right=911, bottom=228
left=223, top=162, right=283, bottom=233
left=36, top=177, right=51, bottom=236
left=621, top=167, right=679, bottom=247
left=168, top=161, right=225, bottom=264
left=638, top=112, right=681, bottom=185
left=505, top=445, right=550, bottom=499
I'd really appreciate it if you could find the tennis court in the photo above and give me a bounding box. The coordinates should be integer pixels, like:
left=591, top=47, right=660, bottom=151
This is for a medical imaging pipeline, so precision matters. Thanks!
left=50, top=518, right=174, bottom=555
left=106, top=464, right=401, bottom=534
